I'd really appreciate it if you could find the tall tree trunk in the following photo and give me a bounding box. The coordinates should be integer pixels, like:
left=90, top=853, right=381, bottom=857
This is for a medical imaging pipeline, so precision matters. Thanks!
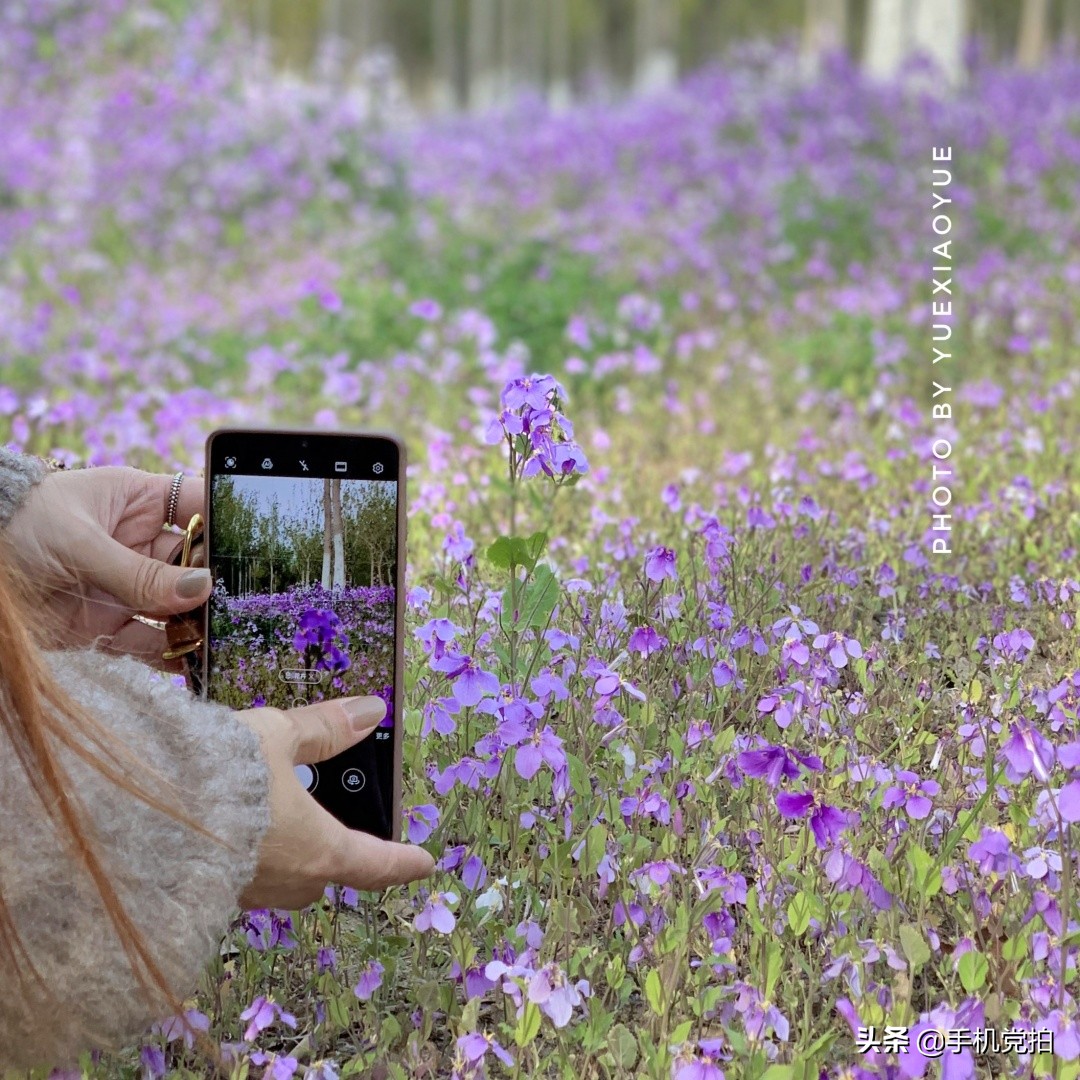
left=321, top=478, right=332, bottom=589
left=801, top=0, right=848, bottom=78
left=317, top=0, right=344, bottom=82
left=1065, top=0, right=1080, bottom=48
left=468, top=0, right=498, bottom=109
left=498, top=0, right=520, bottom=103
left=253, top=0, right=273, bottom=75
left=634, top=0, right=678, bottom=95
left=331, top=479, right=346, bottom=590
left=864, top=0, right=911, bottom=80
left=548, top=0, right=572, bottom=109
left=1017, top=0, right=1050, bottom=68
left=911, top=0, right=967, bottom=87
left=432, top=0, right=458, bottom=111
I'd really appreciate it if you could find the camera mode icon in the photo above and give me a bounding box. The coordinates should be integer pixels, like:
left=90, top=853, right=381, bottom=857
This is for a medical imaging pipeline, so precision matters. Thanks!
left=341, top=768, right=366, bottom=793
left=262, top=458, right=273, bottom=470
left=224, top=456, right=237, bottom=469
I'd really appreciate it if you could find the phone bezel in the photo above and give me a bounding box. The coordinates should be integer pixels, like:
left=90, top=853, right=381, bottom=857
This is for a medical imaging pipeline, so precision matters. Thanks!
left=202, top=426, right=406, bottom=844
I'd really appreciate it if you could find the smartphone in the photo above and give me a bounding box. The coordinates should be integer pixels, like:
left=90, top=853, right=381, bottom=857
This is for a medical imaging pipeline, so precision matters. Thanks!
left=200, top=428, right=405, bottom=842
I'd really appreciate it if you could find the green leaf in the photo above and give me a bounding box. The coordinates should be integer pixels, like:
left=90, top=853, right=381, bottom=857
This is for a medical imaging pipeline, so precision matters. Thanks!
left=514, top=564, right=559, bottom=628
left=760, top=1067, right=794, bottom=1080
left=609, top=1023, right=638, bottom=1069
left=899, top=924, right=932, bottom=973
left=582, top=823, right=608, bottom=877
left=907, top=844, right=942, bottom=898
left=486, top=531, right=548, bottom=572
left=670, top=1019, right=693, bottom=1045
left=644, top=969, right=665, bottom=1015
left=787, top=891, right=812, bottom=936
left=381, top=1013, right=402, bottom=1044
left=514, top=1002, right=542, bottom=1047
left=486, top=536, right=516, bottom=570
left=566, top=752, right=592, bottom=799
left=764, top=937, right=783, bottom=1000
left=957, top=950, right=988, bottom=992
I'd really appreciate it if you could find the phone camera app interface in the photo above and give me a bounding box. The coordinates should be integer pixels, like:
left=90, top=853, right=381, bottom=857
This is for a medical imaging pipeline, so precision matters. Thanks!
left=207, top=439, right=398, bottom=836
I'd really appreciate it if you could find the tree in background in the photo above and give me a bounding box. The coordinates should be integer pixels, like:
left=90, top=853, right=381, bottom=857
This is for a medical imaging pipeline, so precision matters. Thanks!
left=239, top=0, right=1079, bottom=110
left=321, top=477, right=347, bottom=590
left=864, top=0, right=966, bottom=85
left=468, top=0, right=498, bottom=109
left=801, top=0, right=848, bottom=77
left=633, top=0, right=677, bottom=94
left=210, top=477, right=258, bottom=597
left=1018, top=0, right=1051, bottom=67
left=343, top=483, right=397, bottom=587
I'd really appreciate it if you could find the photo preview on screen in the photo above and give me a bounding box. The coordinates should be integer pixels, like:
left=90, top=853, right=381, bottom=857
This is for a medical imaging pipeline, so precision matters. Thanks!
left=206, top=457, right=399, bottom=835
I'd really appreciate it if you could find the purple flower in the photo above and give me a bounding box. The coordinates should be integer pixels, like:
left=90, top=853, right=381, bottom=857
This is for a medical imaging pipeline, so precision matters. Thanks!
left=775, top=790, right=847, bottom=847
left=461, top=854, right=487, bottom=891
left=415, top=891, right=458, bottom=934
left=991, top=627, right=1036, bottom=662
left=628, top=625, right=667, bottom=656
left=432, top=652, right=501, bottom=707
left=406, top=803, right=440, bottom=843
left=881, top=770, right=940, bottom=820
left=353, top=960, right=385, bottom=1001
left=140, top=1046, right=166, bottom=1079
left=644, top=545, right=678, bottom=583
left=239, top=997, right=297, bottom=1043
left=737, top=744, right=823, bottom=787
left=999, top=721, right=1054, bottom=783
left=526, top=963, right=591, bottom=1028
left=812, top=631, right=863, bottom=668
left=515, top=725, right=567, bottom=780
left=152, top=1009, right=209, bottom=1049
left=456, top=1031, right=515, bottom=1069
left=409, top=298, right=442, bottom=321
left=967, top=827, right=1021, bottom=876
left=1058, top=780, right=1080, bottom=822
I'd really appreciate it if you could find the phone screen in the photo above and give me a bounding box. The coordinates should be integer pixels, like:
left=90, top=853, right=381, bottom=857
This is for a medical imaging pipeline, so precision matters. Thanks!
left=203, top=430, right=403, bottom=840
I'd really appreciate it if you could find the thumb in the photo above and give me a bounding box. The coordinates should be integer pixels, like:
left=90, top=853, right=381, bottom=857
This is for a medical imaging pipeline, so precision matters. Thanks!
left=93, top=535, right=213, bottom=616
left=332, top=828, right=438, bottom=891
left=288, top=696, right=388, bottom=765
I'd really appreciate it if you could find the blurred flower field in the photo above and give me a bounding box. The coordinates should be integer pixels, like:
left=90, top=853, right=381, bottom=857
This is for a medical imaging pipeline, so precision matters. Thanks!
left=3, top=3, right=1080, bottom=1079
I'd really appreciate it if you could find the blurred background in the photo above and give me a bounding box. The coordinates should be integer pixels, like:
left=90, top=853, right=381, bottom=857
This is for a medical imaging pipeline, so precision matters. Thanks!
left=227, top=0, right=1079, bottom=109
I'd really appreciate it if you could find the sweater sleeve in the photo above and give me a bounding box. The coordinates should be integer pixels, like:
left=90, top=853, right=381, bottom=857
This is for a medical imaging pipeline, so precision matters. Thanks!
left=0, top=446, right=49, bottom=529
left=0, top=648, right=271, bottom=1071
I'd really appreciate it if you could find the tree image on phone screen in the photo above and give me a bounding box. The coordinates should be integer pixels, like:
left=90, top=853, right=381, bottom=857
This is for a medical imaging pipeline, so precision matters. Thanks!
left=206, top=466, right=398, bottom=837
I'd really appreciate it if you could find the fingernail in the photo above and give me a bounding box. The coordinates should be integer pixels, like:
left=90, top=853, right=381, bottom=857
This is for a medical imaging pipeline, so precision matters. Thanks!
left=341, top=696, right=386, bottom=731
left=177, top=569, right=212, bottom=598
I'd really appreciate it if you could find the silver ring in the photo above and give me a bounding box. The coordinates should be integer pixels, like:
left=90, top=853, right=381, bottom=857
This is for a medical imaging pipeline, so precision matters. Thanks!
left=166, top=472, right=185, bottom=529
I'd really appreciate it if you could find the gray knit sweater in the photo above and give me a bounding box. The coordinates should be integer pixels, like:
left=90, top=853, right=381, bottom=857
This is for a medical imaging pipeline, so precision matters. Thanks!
left=0, top=449, right=271, bottom=1071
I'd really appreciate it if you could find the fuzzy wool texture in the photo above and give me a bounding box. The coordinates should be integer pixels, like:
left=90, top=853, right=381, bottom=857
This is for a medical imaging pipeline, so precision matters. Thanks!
left=0, top=451, right=272, bottom=1070
left=0, top=447, right=48, bottom=529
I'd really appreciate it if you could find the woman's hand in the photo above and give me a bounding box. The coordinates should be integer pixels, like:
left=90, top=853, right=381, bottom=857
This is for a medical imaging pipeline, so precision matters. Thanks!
left=2, top=465, right=209, bottom=667
left=238, top=695, right=436, bottom=908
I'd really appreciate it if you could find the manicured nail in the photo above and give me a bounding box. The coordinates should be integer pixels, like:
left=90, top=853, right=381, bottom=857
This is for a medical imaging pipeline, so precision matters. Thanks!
left=177, top=569, right=212, bottom=598
left=341, top=696, right=386, bottom=731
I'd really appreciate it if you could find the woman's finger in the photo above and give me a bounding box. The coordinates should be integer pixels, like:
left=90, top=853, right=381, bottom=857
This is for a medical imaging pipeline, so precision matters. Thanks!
left=148, top=469, right=206, bottom=532
left=286, top=696, right=388, bottom=765
left=327, top=823, right=437, bottom=891
left=90, top=533, right=214, bottom=617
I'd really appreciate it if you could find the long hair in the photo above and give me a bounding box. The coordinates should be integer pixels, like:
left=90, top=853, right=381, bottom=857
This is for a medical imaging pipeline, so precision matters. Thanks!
left=0, top=535, right=231, bottom=1071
